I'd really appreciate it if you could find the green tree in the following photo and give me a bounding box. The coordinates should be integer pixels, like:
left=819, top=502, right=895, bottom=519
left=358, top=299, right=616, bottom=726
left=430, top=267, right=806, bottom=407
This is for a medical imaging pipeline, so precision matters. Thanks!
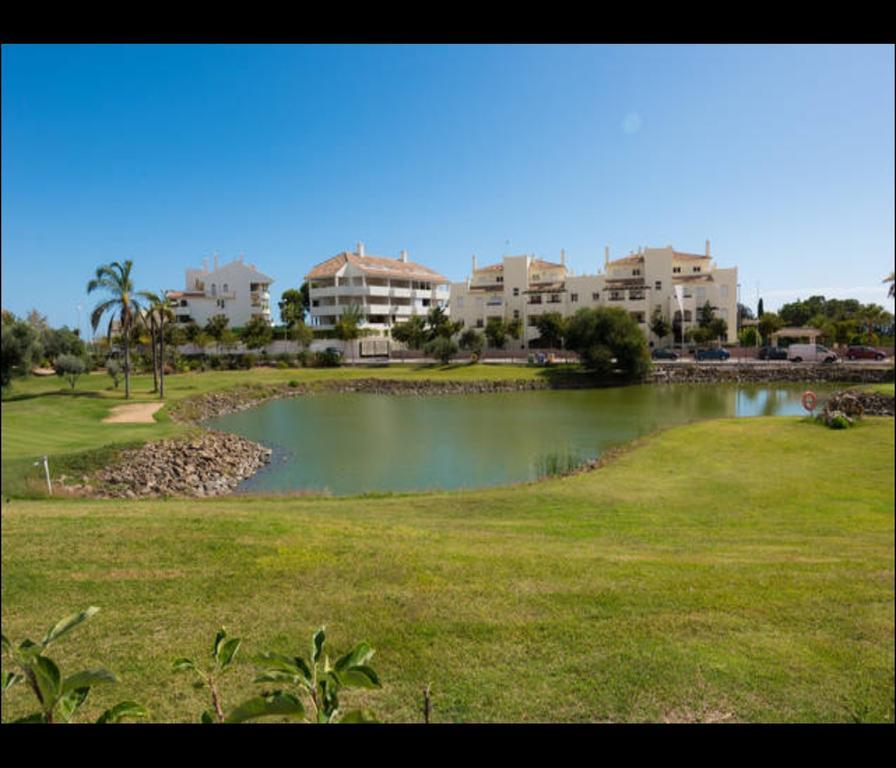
left=484, top=317, right=508, bottom=349
left=757, top=298, right=764, bottom=318
left=137, top=292, right=175, bottom=397
left=565, top=307, right=651, bottom=380
left=458, top=328, right=484, bottom=359
left=757, top=312, right=783, bottom=345
left=204, top=314, right=231, bottom=356
left=648, top=308, right=671, bottom=345
left=241, top=315, right=274, bottom=351
left=1, top=314, right=41, bottom=388
left=886, top=272, right=895, bottom=299
left=424, top=335, right=458, bottom=364
left=87, top=260, right=144, bottom=399
left=739, top=326, right=760, bottom=347
left=533, top=312, right=567, bottom=349
left=54, top=354, right=86, bottom=392
left=426, top=306, right=462, bottom=340
left=334, top=304, right=363, bottom=364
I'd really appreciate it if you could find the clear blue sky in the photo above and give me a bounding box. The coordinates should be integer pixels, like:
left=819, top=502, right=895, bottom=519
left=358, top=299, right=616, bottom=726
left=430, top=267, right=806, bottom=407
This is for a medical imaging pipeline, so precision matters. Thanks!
left=2, top=44, right=894, bottom=334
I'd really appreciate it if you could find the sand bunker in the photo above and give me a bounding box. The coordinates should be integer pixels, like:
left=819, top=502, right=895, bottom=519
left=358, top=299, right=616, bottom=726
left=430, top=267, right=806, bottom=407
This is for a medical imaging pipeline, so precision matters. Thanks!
left=102, top=402, right=164, bottom=424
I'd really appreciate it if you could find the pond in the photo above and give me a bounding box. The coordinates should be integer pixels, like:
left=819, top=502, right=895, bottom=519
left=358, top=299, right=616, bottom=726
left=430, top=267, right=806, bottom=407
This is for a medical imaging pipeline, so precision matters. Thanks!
left=205, top=383, right=837, bottom=496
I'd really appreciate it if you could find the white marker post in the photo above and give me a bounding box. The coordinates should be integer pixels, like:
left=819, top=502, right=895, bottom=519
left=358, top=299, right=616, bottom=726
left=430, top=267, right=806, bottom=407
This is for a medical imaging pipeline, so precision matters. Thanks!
left=34, top=456, right=52, bottom=495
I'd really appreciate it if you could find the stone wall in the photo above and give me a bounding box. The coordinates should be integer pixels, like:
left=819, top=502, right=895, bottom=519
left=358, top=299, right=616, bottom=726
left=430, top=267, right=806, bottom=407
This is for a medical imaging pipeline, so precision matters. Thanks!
left=649, top=362, right=894, bottom=385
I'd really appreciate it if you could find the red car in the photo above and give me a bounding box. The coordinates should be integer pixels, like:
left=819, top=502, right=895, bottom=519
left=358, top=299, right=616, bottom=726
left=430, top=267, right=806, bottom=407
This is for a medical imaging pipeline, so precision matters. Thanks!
left=846, top=346, right=887, bottom=361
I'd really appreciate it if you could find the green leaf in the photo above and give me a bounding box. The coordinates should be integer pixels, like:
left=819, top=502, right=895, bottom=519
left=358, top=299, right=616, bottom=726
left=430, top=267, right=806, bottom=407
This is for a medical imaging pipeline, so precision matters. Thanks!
left=225, top=692, right=305, bottom=723
left=172, top=657, right=197, bottom=673
left=2, top=671, right=24, bottom=692
left=253, top=669, right=303, bottom=685
left=311, top=627, right=326, bottom=664
left=200, top=709, right=216, bottom=724
left=58, top=688, right=90, bottom=723
left=216, top=637, right=241, bottom=670
left=212, top=628, right=227, bottom=659
left=339, top=709, right=379, bottom=724
left=334, top=642, right=374, bottom=673
left=1, top=633, right=9, bottom=656
left=96, top=701, right=150, bottom=724
left=340, top=665, right=381, bottom=690
left=62, top=668, right=117, bottom=694
left=16, top=639, right=42, bottom=662
left=11, top=712, right=45, bottom=723
left=31, top=655, right=62, bottom=709
left=41, top=607, right=100, bottom=647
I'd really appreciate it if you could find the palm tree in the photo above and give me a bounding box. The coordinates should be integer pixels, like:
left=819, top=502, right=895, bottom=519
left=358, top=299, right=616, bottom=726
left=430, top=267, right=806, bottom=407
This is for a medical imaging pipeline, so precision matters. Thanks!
left=335, top=303, right=363, bottom=364
left=87, top=261, right=144, bottom=399
left=885, top=272, right=895, bottom=299
left=139, top=291, right=175, bottom=399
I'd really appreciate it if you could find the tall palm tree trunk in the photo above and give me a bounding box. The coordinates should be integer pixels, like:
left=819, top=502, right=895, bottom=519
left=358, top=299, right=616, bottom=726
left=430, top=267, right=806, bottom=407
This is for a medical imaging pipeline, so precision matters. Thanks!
left=149, top=321, right=159, bottom=393
left=159, top=318, right=165, bottom=399
left=124, top=332, right=131, bottom=400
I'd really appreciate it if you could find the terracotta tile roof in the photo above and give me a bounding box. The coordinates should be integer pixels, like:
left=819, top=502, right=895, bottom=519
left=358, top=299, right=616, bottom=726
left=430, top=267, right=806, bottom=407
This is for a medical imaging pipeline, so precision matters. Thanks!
left=672, top=251, right=712, bottom=262
left=306, top=252, right=448, bottom=283
left=606, top=254, right=644, bottom=267
left=605, top=278, right=648, bottom=287
left=475, top=263, right=504, bottom=273
left=524, top=282, right=566, bottom=293
left=673, top=274, right=714, bottom=283
left=166, top=290, right=205, bottom=299
left=531, top=259, right=565, bottom=270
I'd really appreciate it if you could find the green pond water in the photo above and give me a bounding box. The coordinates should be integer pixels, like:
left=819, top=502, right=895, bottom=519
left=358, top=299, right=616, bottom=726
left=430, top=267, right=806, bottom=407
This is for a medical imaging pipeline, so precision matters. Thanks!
left=205, top=383, right=837, bottom=496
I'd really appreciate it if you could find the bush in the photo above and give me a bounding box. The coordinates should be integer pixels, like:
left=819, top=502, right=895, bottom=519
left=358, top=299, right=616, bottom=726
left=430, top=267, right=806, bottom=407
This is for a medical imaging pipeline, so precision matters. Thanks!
left=105, top=358, right=122, bottom=388
left=425, top=336, right=458, bottom=364
left=297, top=350, right=310, bottom=368
left=313, top=349, right=341, bottom=368
left=565, top=307, right=651, bottom=380
left=242, top=354, right=256, bottom=370
left=288, top=380, right=300, bottom=388
left=54, top=354, right=87, bottom=391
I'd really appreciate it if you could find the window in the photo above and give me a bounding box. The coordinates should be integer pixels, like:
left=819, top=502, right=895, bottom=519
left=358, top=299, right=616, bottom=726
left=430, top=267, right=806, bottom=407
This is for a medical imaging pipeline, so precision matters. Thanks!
left=211, top=284, right=217, bottom=296
left=527, top=316, right=538, bottom=326
left=548, top=294, right=561, bottom=304
left=720, top=285, right=729, bottom=299
left=513, top=309, right=520, bottom=319
left=610, top=291, right=623, bottom=301
left=592, top=292, right=599, bottom=301
left=696, top=287, right=706, bottom=303
left=496, top=276, right=503, bottom=283
left=633, top=269, right=641, bottom=276
left=529, top=295, right=542, bottom=304
left=673, top=267, right=681, bottom=274
left=655, top=281, right=662, bottom=291
left=570, top=293, right=578, bottom=302
left=693, top=266, right=701, bottom=273
left=180, top=299, right=188, bottom=307
left=223, top=283, right=228, bottom=293
left=513, top=287, right=519, bottom=296
left=475, top=319, right=484, bottom=328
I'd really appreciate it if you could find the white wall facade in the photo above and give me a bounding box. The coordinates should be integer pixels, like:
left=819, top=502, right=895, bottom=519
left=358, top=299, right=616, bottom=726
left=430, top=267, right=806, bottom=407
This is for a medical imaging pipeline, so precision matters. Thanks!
left=449, top=245, right=738, bottom=347
left=170, top=257, right=274, bottom=329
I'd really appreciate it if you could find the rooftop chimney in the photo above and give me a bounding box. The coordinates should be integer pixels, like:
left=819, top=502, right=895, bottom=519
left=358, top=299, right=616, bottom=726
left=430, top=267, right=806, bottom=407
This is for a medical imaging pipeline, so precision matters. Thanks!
left=472, top=254, right=477, bottom=273
left=604, top=246, right=609, bottom=269
left=705, top=239, right=711, bottom=257
left=202, top=257, right=209, bottom=272
left=213, top=252, right=219, bottom=271
left=560, top=249, right=566, bottom=266
left=357, top=242, right=365, bottom=258
left=399, top=249, right=408, bottom=263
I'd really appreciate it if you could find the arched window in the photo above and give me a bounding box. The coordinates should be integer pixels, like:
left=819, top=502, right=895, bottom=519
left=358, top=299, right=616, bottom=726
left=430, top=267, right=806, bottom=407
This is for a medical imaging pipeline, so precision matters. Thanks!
left=211, top=284, right=217, bottom=297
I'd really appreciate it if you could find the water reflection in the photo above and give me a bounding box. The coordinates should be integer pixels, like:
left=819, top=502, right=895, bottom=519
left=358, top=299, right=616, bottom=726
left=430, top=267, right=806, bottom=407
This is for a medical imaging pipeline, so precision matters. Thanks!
left=206, top=384, right=835, bottom=496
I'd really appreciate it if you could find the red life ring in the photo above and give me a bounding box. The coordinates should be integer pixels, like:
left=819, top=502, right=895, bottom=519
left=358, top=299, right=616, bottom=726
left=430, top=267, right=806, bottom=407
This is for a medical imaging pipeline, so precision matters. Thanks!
left=801, top=391, right=817, bottom=411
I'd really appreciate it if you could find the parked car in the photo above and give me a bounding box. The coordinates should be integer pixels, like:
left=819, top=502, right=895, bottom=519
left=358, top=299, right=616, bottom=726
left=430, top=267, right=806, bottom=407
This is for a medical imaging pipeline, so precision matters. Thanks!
left=846, top=345, right=887, bottom=361
left=758, top=345, right=788, bottom=360
left=324, top=346, right=343, bottom=359
left=651, top=347, right=679, bottom=360
left=696, top=347, right=731, bottom=361
left=788, top=344, right=838, bottom=364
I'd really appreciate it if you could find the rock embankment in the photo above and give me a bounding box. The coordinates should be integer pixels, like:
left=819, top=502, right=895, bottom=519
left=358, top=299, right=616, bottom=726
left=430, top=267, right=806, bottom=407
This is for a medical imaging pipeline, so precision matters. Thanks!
left=649, top=362, right=894, bottom=385
left=822, top=389, right=895, bottom=417
left=169, top=378, right=556, bottom=422
left=67, top=430, right=271, bottom=498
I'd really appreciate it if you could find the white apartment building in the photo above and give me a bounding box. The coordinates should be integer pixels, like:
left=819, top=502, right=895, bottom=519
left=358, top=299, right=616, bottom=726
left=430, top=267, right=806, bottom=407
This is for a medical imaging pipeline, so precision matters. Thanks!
left=168, top=255, right=274, bottom=328
left=449, top=242, right=738, bottom=347
left=306, top=243, right=450, bottom=335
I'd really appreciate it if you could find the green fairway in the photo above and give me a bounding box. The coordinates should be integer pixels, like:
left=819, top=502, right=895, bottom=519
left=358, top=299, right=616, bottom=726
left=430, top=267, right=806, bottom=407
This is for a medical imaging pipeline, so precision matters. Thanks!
left=2, top=417, right=892, bottom=723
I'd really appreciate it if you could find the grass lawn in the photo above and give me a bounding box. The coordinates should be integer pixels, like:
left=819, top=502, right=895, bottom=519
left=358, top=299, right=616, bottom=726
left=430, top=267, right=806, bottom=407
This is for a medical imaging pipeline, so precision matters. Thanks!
left=1, top=417, right=892, bottom=723
left=857, top=382, right=895, bottom=396
left=1, top=364, right=565, bottom=495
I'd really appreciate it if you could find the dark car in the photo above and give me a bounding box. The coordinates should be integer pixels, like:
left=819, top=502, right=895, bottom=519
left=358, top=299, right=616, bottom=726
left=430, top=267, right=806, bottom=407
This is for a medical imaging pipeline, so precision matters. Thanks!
left=696, top=347, right=731, bottom=361
left=758, top=346, right=788, bottom=360
left=846, top=345, right=887, bottom=361
left=651, top=347, right=679, bottom=360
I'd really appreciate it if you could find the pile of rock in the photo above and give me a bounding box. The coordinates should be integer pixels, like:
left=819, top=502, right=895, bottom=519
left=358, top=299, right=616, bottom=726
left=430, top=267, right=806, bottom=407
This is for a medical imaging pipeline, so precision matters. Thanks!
left=69, top=430, right=272, bottom=498
left=816, top=389, right=894, bottom=428
left=649, top=362, right=894, bottom=385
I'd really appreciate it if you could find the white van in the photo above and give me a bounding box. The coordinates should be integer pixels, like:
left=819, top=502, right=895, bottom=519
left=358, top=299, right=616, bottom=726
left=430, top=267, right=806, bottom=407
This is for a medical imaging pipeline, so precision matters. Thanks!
left=788, top=344, right=839, bottom=364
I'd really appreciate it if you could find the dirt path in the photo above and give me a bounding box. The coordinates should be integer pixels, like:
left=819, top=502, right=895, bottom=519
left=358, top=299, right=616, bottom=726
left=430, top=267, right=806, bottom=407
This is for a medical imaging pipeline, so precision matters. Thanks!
left=102, top=402, right=165, bottom=424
